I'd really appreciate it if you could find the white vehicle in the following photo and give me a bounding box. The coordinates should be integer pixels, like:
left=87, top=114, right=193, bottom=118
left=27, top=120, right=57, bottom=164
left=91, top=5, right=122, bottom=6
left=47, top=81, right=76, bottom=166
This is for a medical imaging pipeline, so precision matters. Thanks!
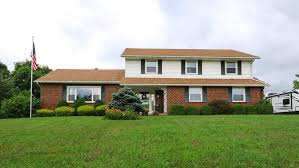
left=266, top=90, right=299, bottom=113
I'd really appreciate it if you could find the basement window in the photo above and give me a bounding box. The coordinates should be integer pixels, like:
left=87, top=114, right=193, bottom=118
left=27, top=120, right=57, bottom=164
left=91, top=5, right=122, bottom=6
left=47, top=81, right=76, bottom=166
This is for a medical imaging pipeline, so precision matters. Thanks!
left=67, top=86, right=101, bottom=103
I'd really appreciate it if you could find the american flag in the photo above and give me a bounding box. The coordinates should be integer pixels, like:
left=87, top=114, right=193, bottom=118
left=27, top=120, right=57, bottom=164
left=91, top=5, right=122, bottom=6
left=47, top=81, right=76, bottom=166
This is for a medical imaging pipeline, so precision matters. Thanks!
left=31, top=41, right=38, bottom=71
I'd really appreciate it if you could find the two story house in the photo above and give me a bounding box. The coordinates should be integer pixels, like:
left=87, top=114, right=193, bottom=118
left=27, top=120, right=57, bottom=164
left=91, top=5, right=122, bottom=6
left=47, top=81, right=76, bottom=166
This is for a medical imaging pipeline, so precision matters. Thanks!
left=36, top=48, right=268, bottom=114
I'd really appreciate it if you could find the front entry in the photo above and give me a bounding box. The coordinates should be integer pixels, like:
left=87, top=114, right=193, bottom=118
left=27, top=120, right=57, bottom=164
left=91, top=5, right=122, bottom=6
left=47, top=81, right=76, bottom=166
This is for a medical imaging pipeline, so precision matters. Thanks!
left=155, top=90, right=164, bottom=113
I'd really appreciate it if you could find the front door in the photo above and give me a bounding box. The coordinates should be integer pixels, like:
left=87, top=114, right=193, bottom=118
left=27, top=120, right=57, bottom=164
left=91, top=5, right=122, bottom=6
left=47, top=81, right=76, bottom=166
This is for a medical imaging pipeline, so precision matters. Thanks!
left=155, top=90, right=164, bottom=113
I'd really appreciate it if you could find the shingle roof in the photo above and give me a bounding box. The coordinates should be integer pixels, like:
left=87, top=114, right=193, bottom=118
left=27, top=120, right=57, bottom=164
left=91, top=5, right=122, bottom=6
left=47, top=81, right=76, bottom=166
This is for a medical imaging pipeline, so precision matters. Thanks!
left=120, top=78, right=267, bottom=86
left=122, top=48, right=259, bottom=59
left=35, top=69, right=124, bottom=83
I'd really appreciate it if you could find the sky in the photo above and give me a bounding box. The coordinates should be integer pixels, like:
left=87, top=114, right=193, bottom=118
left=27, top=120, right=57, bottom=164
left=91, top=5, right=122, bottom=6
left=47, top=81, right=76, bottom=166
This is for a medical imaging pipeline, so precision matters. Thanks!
left=0, top=0, right=298, bottom=93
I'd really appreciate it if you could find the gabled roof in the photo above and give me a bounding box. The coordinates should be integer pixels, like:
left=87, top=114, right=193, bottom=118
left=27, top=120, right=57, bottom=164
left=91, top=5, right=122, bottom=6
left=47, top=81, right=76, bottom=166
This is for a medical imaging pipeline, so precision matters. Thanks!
left=35, top=69, right=124, bottom=83
left=122, top=48, right=259, bottom=59
left=120, top=78, right=268, bottom=87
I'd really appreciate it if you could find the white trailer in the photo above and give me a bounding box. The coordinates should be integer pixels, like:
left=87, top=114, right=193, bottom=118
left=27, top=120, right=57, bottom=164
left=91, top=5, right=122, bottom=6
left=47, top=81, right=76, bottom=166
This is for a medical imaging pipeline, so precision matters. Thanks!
left=266, top=90, right=299, bottom=114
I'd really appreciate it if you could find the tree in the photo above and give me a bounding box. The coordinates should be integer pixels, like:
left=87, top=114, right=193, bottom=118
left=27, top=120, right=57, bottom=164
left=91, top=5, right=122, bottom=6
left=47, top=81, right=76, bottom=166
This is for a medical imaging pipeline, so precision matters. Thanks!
left=11, top=60, right=52, bottom=98
left=294, top=74, right=299, bottom=90
left=0, top=61, right=14, bottom=105
left=108, top=86, right=143, bottom=112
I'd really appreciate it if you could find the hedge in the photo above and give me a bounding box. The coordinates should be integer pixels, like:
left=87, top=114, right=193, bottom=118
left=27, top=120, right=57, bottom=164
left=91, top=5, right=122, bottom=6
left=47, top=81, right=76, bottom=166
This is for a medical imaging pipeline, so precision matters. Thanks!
left=36, top=109, right=55, bottom=117
left=105, top=108, right=140, bottom=120
left=55, top=106, right=75, bottom=116
left=95, top=105, right=108, bottom=116
left=77, top=105, right=95, bottom=116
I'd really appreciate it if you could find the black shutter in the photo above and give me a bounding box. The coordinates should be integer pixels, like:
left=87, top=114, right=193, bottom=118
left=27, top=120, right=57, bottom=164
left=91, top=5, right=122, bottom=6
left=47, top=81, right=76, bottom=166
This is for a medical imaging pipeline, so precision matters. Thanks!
left=246, top=87, right=251, bottom=102
left=221, top=61, right=225, bottom=75
left=184, top=87, right=189, bottom=102
left=158, top=60, right=162, bottom=74
left=228, top=87, right=232, bottom=102
left=238, top=61, right=242, bottom=75
left=141, top=59, right=145, bottom=74
left=101, top=85, right=105, bottom=103
left=202, top=86, right=208, bottom=102
left=62, top=85, right=66, bottom=100
left=198, top=60, right=202, bottom=75
left=181, top=60, right=185, bottom=75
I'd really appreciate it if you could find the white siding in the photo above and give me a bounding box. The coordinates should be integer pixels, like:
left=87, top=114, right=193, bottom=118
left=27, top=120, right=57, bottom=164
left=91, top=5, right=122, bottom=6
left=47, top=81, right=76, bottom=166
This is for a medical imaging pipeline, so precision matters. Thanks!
left=125, top=59, right=253, bottom=79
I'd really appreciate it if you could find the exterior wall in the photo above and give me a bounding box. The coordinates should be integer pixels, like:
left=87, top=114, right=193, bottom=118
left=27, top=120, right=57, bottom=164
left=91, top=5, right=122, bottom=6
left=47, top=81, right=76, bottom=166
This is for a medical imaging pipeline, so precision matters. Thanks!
left=40, top=84, right=63, bottom=109
left=103, top=84, right=120, bottom=104
left=40, top=84, right=120, bottom=109
left=125, top=59, right=253, bottom=79
left=167, top=86, right=264, bottom=112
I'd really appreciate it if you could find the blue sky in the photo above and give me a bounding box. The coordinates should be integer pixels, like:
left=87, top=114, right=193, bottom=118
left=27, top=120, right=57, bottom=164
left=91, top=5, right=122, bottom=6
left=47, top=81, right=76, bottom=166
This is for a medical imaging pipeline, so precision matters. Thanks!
left=0, top=0, right=298, bottom=93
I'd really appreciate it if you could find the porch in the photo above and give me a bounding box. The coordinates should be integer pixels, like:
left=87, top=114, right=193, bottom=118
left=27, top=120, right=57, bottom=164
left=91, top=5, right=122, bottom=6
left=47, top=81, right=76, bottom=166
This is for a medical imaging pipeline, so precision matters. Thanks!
left=130, top=86, right=167, bottom=115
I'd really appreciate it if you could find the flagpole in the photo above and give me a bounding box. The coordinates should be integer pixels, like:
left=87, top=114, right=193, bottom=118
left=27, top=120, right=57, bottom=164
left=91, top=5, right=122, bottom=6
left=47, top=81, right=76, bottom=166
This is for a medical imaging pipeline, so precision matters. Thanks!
left=30, top=36, right=34, bottom=119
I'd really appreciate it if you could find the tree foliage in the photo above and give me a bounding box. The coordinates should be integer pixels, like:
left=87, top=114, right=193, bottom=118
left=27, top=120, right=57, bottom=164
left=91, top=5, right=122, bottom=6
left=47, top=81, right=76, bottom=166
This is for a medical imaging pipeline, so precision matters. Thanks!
left=0, top=61, right=14, bottom=104
left=108, top=86, right=143, bottom=112
left=293, top=74, right=299, bottom=90
left=11, top=60, right=52, bottom=98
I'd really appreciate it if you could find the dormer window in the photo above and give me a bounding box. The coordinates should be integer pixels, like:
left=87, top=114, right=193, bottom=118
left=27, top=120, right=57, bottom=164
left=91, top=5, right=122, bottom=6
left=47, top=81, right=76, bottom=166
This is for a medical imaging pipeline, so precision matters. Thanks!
left=145, top=60, right=158, bottom=73
left=186, top=61, right=197, bottom=74
left=226, top=62, right=236, bottom=74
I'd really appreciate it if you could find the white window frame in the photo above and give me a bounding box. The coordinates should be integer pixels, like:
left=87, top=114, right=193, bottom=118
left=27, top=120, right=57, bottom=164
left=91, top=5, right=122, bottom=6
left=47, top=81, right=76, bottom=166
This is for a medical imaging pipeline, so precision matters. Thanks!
left=145, top=60, right=158, bottom=74
left=66, top=86, right=101, bottom=103
left=185, top=60, right=198, bottom=74
left=226, top=62, right=237, bottom=74
left=232, top=87, right=246, bottom=102
left=189, top=87, right=203, bottom=102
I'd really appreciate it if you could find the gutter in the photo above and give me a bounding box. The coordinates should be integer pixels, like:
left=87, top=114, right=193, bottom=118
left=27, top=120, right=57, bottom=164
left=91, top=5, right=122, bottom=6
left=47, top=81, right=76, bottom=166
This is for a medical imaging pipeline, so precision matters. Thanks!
left=35, top=80, right=120, bottom=84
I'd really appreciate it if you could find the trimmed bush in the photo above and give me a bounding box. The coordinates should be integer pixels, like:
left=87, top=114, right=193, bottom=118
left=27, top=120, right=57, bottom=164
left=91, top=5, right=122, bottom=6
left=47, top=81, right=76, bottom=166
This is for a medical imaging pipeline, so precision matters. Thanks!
left=55, top=106, right=75, bottom=116
left=95, top=105, right=108, bottom=116
left=77, top=105, right=95, bottom=116
left=108, top=86, right=143, bottom=112
left=232, top=105, right=246, bottom=115
left=0, top=91, right=40, bottom=118
left=36, top=109, right=55, bottom=117
left=73, top=98, right=86, bottom=109
left=94, top=99, right=104, bottom=107
left=255, top=99, right=273, bottom=114
left=105, top=108, right=140, bottom=120
left=185, top=106, right=201, bottom=115
left=245, top=105, right=256, bottom=114
left=169, top=105, right=185, bottom=115
left=200, top=105, right=213, bottom=115
left=208, top=99, right=231, bottom=115
left=56, top=100, right=68, bottom=108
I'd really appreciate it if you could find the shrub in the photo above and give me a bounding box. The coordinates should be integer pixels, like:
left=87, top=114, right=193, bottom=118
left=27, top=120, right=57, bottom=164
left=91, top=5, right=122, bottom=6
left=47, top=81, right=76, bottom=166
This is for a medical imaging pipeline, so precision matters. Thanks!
left=36, top=109, right=55, bottom=117
left=185, top=106, right=201, bottom=115
left=73, top=98, right=86, bottom=109
left=208, top=99, right=231, bottom=115
left=108, top=86, right=143, bottom=112
left=105, top=108, right=140, bottom=120
left=55, top=106, right=75, bottom=116
left=77, top=105, right=95, bottom=116
left=245, top=105, right=256, bottom=114
left=94, top=99, right=104, bottom=107
left=255, top=99, right=273, bottom=114
left=56, top=100, right=68, bottom=108
left=0, top=91, right=40, bottom=118
left=95, top=105, right=108, bottom=116
left=232, top=105, right=246, bottom=115
left=200, top=105, right=213, bottom=115
left=169, top=105, right=185, bottom=115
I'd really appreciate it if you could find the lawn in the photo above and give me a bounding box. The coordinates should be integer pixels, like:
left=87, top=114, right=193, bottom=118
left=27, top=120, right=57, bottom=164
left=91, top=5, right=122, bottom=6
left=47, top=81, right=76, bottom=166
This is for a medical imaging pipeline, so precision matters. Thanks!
left=0, top=115, right=298, bottom=168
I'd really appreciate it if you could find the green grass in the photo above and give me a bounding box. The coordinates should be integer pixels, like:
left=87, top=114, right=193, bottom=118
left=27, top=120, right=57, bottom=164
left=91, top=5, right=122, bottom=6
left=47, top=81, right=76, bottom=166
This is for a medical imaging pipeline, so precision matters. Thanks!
left=0, top=115, right=298, bottom=168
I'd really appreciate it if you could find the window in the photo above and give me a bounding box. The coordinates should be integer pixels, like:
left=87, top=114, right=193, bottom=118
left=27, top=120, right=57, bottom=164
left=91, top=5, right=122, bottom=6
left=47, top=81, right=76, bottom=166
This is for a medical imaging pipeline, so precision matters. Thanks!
left=283, top=99, right=290, bottom=105
left=67, top=86, right=101, bottom=103
left=186, top=61, right=197, bottom=74
left=226, top=62, right=236, bottom=74
left=232, top=87, right=246, bottom=102
left=145, top=60, right=157, bottom=73
left=189, top=87, right=202, bottom=102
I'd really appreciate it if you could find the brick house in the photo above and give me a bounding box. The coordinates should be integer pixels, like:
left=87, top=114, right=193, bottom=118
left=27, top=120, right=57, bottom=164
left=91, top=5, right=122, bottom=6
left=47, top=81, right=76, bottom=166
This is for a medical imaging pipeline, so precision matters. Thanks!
left=36, top=48, right=268, bottom=114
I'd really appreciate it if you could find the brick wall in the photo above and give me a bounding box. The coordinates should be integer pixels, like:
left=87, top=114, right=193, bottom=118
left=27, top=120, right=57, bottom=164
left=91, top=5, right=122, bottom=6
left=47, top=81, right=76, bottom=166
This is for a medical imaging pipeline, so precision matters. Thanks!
left=167, top=86, right=264, bottom=112
left=40, top=84, right=63, bottom=109
left=40, top=84, right=120, bottom=109
left=103, top=84, right=120, bottom=104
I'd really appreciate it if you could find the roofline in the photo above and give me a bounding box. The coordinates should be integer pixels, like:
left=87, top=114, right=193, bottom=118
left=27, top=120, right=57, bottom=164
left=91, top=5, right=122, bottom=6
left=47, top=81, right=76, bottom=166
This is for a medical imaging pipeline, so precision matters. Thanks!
left=121, top=55, right=260, bottom=59
left=120, top=83, right=266, bottom=87
left=35, top=80, right=120, bottom=84
left=266, top=91, right=299, bottom=98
